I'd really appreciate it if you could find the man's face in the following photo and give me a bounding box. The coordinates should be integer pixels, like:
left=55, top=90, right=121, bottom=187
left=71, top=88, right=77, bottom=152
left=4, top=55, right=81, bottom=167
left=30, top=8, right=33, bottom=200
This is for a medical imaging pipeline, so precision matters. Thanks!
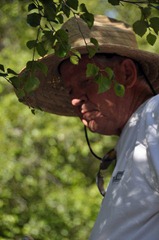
left=60, top=55, right=125, bottom=136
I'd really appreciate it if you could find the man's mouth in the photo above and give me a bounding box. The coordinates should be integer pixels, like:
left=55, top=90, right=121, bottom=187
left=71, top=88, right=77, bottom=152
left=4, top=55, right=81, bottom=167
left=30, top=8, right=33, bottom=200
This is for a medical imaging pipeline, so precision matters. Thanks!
left=82, top=110, right=101, bottom=121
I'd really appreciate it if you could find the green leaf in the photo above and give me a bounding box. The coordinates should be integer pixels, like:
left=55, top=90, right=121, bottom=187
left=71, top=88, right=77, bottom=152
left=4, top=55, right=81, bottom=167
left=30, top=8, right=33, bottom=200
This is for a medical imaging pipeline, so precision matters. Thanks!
left=26, top=40, right=37, bottom=49
left=62, top=4, right=70, bottom=18
left=66, top=0, right=78, bottom=10
left=26, top=61, right=48, bottom=76
left=140, top=7, right=151, bottom=19
left=15, top=89, right=25, bottom=99
left=146, top=32, right=157, bottom=45
left=54, top=29, right=70, bottom=57
left=36, top=42, right=48, bottom=57
left=70, top=50, right=81, bottom=64
left=24, top=76, right=40, bottom=93
left=149, top=17, right=159, bottom=34
left=0, top=64, right=5, bottom=72
left=43, top=2, right=56, bottom=21
left=90, top=38, right=99, bottom=49
left=55, top=29, right=69, bottom=43
left=71, top=49, right=81, bottom=59
left=43, top=30, right=56, bottom=46
left=7, top=68, right=18, bottom=75
left=80, top=4, right=94, bottom=28
left=36, top=62, right=48, bottom=76
left=55, top=42, right=68, bottom=58
left=0, top=72, right=8, bottom=77
left=80, top=13, right=94, bottom=29
left=108, top=0, right=120, bottom=5
left=105, top=67, right=114, bottom=80
left=56, top=13, right=64, bottom=24
left=87, top=47, right=97, bottom=58
left=70, top=55, right=79, bottom=65
left=28, top=3, right=37, bottom=12
left=87, top=38, right=99, bottom=58
left=27, top=13, right=41, bottom=27
left=95, top=73, right=111, bottom=93
left=133, top=20, right=147, bottom=37
left=114, top=83, right=125, bottom=97
left=86, top=63, right=99, bottom=77
left=26, top=60, right=37, bottom=70
left=9, top=76, right=21, bottom=88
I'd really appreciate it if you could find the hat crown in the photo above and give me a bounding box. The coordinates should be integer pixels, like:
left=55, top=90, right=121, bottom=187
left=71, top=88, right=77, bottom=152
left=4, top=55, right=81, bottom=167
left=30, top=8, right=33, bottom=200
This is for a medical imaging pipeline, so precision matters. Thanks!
left=62, top=15, right=138, bottom=50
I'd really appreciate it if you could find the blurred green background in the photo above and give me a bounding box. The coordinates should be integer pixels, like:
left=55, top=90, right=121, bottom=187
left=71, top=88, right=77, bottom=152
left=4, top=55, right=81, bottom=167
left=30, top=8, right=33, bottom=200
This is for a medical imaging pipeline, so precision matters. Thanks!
left=0, top=1, right=158, bottom=239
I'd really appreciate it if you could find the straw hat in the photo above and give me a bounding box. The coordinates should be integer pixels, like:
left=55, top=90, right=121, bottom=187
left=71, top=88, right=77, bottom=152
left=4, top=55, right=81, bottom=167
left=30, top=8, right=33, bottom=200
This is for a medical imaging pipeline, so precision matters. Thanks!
left=19, top=15, right=159, bottom=116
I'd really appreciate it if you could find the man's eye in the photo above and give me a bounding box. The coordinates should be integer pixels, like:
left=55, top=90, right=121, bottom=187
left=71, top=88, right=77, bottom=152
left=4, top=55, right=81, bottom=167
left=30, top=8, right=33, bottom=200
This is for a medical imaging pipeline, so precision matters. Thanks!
left=67, top=88, right=73, bottom=95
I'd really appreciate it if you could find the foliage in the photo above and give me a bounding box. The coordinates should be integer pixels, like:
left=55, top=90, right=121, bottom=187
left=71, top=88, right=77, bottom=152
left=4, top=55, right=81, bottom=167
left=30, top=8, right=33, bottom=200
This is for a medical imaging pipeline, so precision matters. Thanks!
left=0, top=91, right=116, bottom=239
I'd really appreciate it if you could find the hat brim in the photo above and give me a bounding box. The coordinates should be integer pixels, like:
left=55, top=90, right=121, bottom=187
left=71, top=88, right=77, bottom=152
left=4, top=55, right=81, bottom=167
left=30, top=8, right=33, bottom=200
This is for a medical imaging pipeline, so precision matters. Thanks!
left=19, top=44, right=159, bottom=116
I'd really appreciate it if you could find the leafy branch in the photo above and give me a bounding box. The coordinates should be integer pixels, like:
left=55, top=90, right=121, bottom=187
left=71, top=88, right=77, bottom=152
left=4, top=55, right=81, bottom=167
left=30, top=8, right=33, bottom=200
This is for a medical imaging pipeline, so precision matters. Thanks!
left=86, top=63, right=125, bottom=96
left=109, top=0, right=159, bottom=45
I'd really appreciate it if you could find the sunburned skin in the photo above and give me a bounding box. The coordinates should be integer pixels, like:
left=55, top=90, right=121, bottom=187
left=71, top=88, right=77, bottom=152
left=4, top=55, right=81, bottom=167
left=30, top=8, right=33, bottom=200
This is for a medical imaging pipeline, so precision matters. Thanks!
left=60, top=55, right=153, bottom=136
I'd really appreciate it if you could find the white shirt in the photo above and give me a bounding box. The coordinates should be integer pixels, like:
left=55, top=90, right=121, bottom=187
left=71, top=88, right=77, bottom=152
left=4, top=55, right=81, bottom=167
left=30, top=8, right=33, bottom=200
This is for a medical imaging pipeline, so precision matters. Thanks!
left=89, top=95, right=159, bottom=240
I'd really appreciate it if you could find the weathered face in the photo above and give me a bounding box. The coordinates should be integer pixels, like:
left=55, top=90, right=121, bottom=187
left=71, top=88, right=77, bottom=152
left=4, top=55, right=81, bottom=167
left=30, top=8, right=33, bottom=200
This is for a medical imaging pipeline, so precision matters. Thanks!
left=60, top=55, right=129, bottom=136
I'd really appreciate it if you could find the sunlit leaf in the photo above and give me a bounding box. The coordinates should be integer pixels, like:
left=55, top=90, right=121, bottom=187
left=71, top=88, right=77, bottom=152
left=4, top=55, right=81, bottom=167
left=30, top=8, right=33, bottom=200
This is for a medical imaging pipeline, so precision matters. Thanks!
left=70, top=55, right=79, bottom=65
left=71, top=49, right=81, bottom=59
left=114, top=83, right=125, bottom=97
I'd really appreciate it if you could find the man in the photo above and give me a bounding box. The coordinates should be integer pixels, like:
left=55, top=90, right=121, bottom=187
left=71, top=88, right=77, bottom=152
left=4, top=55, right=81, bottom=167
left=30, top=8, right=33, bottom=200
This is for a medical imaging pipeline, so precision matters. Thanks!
left=19, top=15, right=159, bottom=239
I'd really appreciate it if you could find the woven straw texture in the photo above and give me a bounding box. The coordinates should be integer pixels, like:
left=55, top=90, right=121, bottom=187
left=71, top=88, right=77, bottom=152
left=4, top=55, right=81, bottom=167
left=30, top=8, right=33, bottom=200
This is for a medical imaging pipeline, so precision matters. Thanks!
left=19, top=15, right=159, bottom=116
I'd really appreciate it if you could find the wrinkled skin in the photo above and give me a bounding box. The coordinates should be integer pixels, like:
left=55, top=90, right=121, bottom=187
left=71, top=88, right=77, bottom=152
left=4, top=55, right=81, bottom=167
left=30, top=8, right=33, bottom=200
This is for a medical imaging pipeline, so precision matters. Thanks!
left=60, top=55, right=153, bottom=136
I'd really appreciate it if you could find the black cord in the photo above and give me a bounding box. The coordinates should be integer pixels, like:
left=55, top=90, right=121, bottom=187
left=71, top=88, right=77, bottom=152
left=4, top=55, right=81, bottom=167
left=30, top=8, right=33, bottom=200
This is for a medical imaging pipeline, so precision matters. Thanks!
left=84, top=126, right=102, bottom=161
left=143, top=72, right=157, bottom=96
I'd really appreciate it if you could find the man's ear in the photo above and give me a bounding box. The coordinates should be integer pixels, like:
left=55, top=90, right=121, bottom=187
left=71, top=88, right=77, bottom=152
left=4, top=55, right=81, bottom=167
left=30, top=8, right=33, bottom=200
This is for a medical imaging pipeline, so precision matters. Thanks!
left=118, top=59, right=137, bottom=88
